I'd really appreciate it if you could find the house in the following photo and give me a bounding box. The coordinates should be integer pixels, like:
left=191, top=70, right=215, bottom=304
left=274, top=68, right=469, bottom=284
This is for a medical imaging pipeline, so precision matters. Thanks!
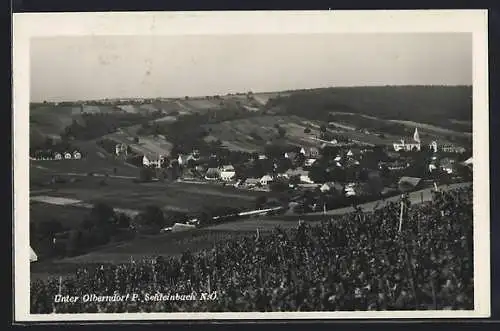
left=462, top=157, right=473, bottom=167
left=220, top=165, right=236, bottom=181
left=243, top=178, right=260, bottom=187
left=73, top=150, right=82, bottom=159
left=440, top=158, right=456, bottom=174
left=143, top=154, right=165, bottom=168
left=64, top=152, right=72, bottom=159
left=220, top=169, right=236, bottom=181
left=30, top=246, right=38, bottom=263
left=344, top=183, right=357, bottom=197
left=441, top=144, right=466, bottom=154
left=205, top=168, right=221, bottom=180
left=304, top=158, right=317, bottom=167
left=300, top=147, right=320, bottom=158
left=285, top=167, right=309, bottom=178
left=260, top=175, right=274, bottom=186
left=429, top=141, right=438, bottom=153
left=379, top=160, right=410, bottom=171
left=178, top=154, right=198, bottom=166
left=258, top=154, right=268, bottom=160
left=115, top=143, right=128, bottom=157
left=54, top=152, right=62, bottom=160
left=220, top=164, right=235, bottom=172
left=320, top=182, right=343, bottom=193
left=297, top=183, right=320, bottom=191
left=284, top=151, right=298, bottom=160
left=398, top=176, right=422, bottom=192
left=300, top=174, right=314, bottom=184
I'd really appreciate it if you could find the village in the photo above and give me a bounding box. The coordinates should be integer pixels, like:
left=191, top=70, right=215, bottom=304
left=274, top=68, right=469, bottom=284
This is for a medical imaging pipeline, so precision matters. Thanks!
left=130, top=127, right=472, bottom=214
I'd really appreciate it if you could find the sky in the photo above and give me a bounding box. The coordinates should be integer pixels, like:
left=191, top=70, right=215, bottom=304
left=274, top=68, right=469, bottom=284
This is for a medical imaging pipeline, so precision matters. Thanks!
left=30, top=33, right=472, bottom=102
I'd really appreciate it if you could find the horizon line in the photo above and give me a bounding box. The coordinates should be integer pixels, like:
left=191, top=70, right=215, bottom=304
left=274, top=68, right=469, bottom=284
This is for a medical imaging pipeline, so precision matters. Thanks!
left=30, top=84, right=473, bottom=104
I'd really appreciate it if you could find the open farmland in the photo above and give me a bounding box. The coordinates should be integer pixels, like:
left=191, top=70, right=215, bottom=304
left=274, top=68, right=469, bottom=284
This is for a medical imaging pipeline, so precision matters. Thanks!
left=105, top=129, right=173, bottom=157
left=388, top=119, right=472, bottom=137
left=183, top=99, right=220, bottom=110
left=31, top=177, right=263, bottom=214
left=203, top=115, right=325, bottom=152
left=30, top=105, right=82, bottom=138
left=326, top=112, right=471, bottom=145
left=30, top=201, right=89, bottom=228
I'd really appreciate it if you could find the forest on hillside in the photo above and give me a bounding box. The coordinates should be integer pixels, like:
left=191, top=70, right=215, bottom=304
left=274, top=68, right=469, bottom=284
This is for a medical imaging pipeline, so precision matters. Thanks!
left=264, top=86, right=472, bottom=131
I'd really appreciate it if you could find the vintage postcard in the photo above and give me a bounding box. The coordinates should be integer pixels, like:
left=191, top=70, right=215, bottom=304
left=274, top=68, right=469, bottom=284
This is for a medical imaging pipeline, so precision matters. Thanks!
left=13, top=10, right=489, bottom=322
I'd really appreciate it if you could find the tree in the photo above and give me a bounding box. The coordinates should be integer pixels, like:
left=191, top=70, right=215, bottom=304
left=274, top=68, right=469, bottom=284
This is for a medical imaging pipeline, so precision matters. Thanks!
left=304, top=127, right=311, bottom=134
left=139, top=167, right=153, bottom=182
left=66, top=229, right=82, bottom=257
left=270, top=180, right=289, bottom=193
left=309, top=165, right=328, bottom=183
left=140, top=205, right=165, bottom=228
left=255, top=196, right=268, bottom=209
left=116, top=213, right=131, bottom=228
left=134, top=137, right=140, bottom=143
left=277, top=126, right=286, bottom=138
left=320, top=124, right=327, bottom=133
left=37, top=220, right=64, bottom=239
left=89, top=202, right=116, bottom=228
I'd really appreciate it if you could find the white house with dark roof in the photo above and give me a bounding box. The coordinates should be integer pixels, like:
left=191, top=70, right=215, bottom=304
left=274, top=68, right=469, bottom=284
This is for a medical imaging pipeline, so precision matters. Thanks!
left=54, top=152, right=62, bottom=160
left=260, top=174, right=274, bottom=186
left=64, top=152, right=72, bottom=159
left=73, top=150, right=82, bottom=159
left=220, top=165, right=236, bottom=181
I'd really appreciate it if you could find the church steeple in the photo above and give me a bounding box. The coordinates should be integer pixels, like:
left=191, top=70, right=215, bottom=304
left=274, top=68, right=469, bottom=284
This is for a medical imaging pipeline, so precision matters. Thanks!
left=413, top=127, right=421, bottom=143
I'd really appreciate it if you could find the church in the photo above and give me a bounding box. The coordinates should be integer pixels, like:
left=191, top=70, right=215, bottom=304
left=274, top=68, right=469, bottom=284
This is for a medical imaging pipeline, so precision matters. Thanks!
left=393, top=128, right=421, bottom=152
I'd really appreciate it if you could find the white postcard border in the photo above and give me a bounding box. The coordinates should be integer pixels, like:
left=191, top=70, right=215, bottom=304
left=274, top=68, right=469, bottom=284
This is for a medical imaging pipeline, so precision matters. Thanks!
left=13, top=10, right=490, bottom=321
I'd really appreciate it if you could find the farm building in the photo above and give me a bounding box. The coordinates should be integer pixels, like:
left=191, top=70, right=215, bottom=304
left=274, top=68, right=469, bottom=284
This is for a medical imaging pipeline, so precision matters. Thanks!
left=284, top=151, right=298, bottom=160
left=54, top=152, right=62, bottom=160
left=73, top=150, right=82, bottom=159
left=205, top=168, right=221, bottom=180
left=398, top=176, right=423, bottom=192
left=64, top=152, right=72, bottom=159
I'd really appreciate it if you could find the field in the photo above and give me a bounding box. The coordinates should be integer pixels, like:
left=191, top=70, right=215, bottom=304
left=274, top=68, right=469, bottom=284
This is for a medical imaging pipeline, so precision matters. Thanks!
left=31, top=175, right=263, bottom=213
left=203, top=115, right=326, bottom=152
left=30, top=105, right=82, bottom=138
left=30, top=201, right=89, bottom=228
left=388, top=120, right=472, bottom=137
left=105, top=129, right=173, bottom=158
left=30, top=104, right=125, bottom=139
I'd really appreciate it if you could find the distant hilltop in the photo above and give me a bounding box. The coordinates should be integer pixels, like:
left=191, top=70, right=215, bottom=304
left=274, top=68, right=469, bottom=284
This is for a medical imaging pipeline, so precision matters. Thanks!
left=30, top=84, right=471, bottom=105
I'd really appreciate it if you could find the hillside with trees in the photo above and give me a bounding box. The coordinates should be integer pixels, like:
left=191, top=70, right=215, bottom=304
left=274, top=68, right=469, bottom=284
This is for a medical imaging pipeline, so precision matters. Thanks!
left=265, top=86, right=472, bottom=131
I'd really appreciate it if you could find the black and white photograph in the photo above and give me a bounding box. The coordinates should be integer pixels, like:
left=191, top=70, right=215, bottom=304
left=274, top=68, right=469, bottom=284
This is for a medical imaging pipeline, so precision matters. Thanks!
left=13, top=10, right=490, bottom=321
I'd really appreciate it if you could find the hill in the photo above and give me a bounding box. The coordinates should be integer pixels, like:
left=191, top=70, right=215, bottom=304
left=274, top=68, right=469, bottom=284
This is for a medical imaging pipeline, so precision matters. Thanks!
left=264, top=85, right=472, bottom=131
